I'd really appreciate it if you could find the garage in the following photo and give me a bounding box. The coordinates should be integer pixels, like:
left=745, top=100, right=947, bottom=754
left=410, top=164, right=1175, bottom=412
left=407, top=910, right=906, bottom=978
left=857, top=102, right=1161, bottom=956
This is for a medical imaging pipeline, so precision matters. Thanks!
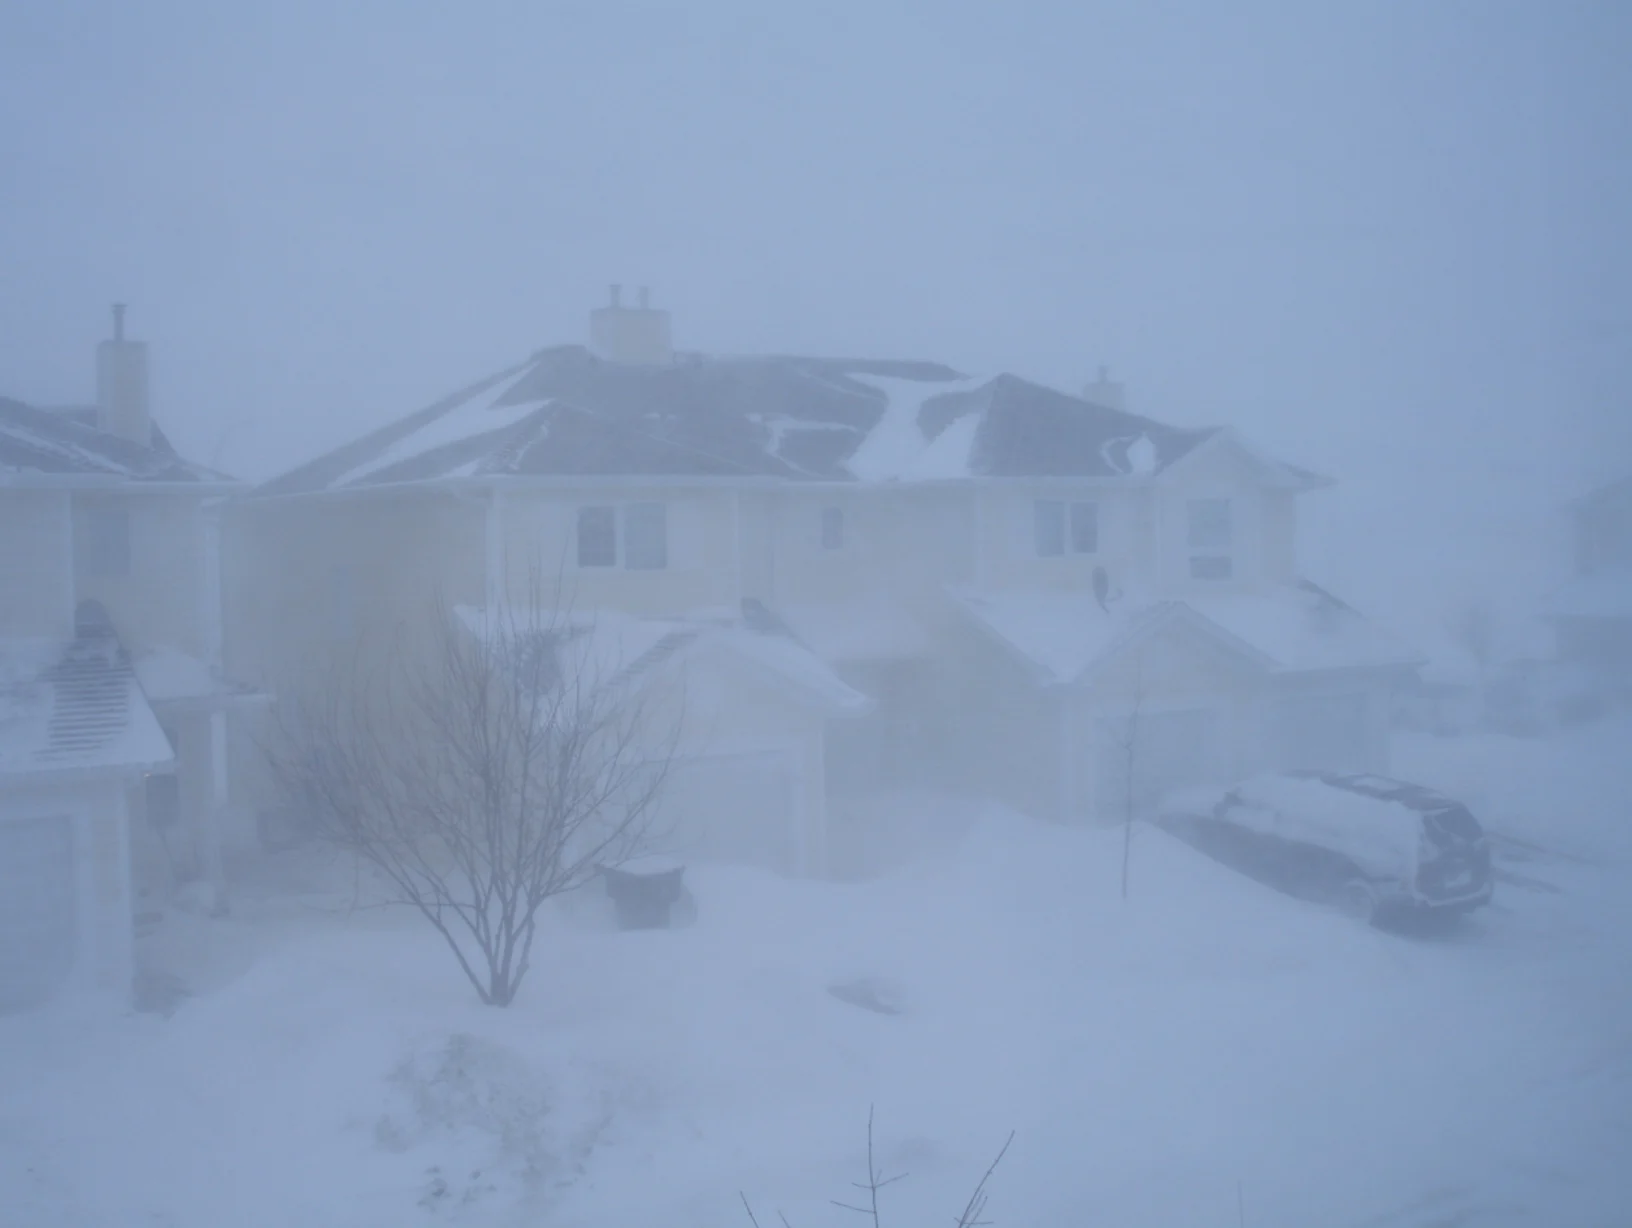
left=1095, top=707, right=1224, bottom=816
left=1270, top=692, right=1372, bottom=774
left=645, top=749, right=801, bottom=874
left=0, top=815, right=78, bottom=1011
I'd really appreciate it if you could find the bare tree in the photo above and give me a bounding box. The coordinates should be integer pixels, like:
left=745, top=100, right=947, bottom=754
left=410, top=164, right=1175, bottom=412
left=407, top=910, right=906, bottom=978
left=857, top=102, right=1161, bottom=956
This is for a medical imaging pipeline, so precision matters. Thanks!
left=1113, top=654, right=1151, bottom=902
left=263, top=588, right=682, bottom=1006
left=741, top=1107, right=1014, bottom=1228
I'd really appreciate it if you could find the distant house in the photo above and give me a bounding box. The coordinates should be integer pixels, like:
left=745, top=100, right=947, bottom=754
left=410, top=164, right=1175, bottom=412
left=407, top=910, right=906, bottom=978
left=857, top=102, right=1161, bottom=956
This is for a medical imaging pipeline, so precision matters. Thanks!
left=1, top=307, right=262, bottom=1008
left=1542, top=475, right=1632, bottom=709
left=228, top=288, right=1419, bottom=873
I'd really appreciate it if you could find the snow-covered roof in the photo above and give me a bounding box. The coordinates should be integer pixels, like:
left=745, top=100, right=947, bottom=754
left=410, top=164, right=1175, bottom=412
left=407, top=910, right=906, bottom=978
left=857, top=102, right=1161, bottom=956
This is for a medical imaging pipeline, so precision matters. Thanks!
left=1542, top=566, right=1632, bottom=620
left=133, top=647, right=269, bottom=708
left=453, top=603, right=871, bottom=717
left=0, top=607, right=174, bottom=780
left=255, top=348, right=1235, bottom=495
left=0, top=396, right=235, bottom=485
left=778, top=596, right=935, bottom=662
left=950, top=579, right=1423, bottom=686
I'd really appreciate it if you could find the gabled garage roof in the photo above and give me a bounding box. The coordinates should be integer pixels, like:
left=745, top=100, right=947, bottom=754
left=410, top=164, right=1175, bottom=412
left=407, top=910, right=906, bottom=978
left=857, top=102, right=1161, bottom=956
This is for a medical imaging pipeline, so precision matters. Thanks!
left=454, top=603, right=872, bottom=718
left=0, top=603, right=174, bottom=781
left=948, top=580, right=1423, bottom=687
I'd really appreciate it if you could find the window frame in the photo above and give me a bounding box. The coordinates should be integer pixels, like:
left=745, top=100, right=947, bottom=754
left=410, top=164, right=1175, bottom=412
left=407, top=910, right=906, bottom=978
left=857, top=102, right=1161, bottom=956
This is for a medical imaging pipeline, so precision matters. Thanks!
left=1185, top=497, right=1233, bottom=581
left=623, top=502, right=669, bottom=571
left=1034, top=498, right=1099, bottom=558
left=1068, top=500, right=1099, bottom=555
left=1033, top=499, right=1066, bottom=558
left=575, top=505, right=618, bottom=569
left=575, top=502, right=671, bottom=571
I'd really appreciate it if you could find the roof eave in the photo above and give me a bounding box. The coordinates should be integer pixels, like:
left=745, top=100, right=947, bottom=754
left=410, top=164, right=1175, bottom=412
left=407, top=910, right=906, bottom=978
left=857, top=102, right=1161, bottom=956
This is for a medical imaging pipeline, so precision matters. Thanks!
left=0, top=473, right=245, bottom=495
left=147, top=689, right=276, bottom=714
left=0, top=755, right=175, bottom=786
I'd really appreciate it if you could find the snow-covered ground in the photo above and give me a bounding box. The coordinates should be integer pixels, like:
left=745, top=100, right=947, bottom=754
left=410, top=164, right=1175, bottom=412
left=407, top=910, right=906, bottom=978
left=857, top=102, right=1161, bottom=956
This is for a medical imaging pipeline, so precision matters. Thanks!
left=3, top=722, right=1630, bottom=1227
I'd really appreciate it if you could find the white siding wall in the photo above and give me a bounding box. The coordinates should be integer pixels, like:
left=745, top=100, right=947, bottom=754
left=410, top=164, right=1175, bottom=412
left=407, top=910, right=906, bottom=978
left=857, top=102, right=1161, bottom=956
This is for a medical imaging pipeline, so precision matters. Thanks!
left=0, top=490, right=74, bottom=638
left=0, top=777, right=132, bottom=1005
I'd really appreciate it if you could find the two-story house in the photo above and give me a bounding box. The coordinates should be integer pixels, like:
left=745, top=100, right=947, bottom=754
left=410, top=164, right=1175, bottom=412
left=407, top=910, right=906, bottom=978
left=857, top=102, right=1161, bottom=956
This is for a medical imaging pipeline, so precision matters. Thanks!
left=1, top=308, right=259, bottom=1008
left=227, top=290, right=1420, bottom=876
left=1543, top=474, right=1632, bottom=703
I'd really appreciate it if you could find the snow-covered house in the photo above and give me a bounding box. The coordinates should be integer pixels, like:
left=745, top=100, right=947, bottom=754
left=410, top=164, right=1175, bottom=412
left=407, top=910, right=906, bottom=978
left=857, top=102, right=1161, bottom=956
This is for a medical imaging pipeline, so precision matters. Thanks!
left=228, top=290, right=1420, bottom=868
left=1543, top=474, right=1632, bottom=708
left=0, top=309, right=261, bottom=1007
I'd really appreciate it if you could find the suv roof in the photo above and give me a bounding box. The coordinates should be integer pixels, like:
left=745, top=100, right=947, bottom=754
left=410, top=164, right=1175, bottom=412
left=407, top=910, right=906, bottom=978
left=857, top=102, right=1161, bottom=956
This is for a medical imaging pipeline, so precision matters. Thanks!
left=1289, top=771, right=1456, bottom=814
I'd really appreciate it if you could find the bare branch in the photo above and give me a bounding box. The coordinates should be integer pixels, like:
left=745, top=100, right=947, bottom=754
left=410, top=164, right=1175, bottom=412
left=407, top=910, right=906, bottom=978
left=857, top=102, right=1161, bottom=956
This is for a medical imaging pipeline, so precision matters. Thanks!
left=831, top=1106, right=908, bottom=1226
left=259, top=571, right=686, bottom=1005
left=952, top=1131, right=1015, bottom=1228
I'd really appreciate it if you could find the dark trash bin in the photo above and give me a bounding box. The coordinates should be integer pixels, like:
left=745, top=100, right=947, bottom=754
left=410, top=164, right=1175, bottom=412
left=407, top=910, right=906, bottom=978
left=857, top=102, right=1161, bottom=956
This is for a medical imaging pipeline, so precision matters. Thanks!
left=599, top=863, right=687, bottom=930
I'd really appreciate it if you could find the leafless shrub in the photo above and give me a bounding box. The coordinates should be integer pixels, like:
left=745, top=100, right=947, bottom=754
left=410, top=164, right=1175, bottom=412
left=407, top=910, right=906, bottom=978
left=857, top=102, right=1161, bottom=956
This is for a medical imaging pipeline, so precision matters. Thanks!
left=263, top=586, right=682, bottom=1005
left=741, top=1106, right=1015, bottom=1227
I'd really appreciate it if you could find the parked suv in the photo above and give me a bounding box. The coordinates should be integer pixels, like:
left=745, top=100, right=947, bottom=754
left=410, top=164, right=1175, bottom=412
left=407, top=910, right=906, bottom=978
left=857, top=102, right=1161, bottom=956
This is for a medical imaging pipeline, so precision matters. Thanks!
left=1161, top=771, right=1494, bottom=924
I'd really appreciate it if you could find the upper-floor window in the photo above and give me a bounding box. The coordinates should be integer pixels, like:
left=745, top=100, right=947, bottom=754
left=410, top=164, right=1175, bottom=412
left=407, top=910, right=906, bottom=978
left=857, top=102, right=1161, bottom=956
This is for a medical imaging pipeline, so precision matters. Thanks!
left=80, top=507, right=131, bottom=578
left=577, top=502, right=668, bottom=570
left=577, top=507, right=617, bottom=567
left=1186, top=498, right=1233, bottom=580
left=820, top=507, right=844, bottom=551
left=1034, top=499, right=1098, bottom=558
left=624, top=502, right=668, bottom=570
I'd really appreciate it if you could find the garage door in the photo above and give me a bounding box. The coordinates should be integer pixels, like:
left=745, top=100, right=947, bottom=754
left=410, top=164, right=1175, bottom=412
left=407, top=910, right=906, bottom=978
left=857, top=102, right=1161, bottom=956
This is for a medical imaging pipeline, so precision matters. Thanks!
left=646, top=751, right=799, bottom=873
left=0, top=815, right=77, bottom=1011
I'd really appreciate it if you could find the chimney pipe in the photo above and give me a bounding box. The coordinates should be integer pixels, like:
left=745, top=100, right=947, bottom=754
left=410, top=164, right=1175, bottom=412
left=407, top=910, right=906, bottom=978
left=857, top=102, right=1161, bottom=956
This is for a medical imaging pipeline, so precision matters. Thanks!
left=97, top=303, right=151, bottom=445
left=589, top=284, right=673, bottom=365
left=1083, top=364, right=1127, bottom=412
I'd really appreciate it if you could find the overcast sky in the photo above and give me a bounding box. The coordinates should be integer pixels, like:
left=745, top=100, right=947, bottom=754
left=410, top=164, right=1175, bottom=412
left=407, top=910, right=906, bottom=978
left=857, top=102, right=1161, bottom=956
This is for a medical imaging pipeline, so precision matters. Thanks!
left=2, top=1, right=1628, bottom=642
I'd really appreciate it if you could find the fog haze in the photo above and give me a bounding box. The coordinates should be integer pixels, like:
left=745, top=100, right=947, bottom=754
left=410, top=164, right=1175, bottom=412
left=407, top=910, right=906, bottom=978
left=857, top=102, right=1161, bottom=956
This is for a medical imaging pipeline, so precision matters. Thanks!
left=6, top=7, right=1632, bottom=1223
left=3, top=1, right=1628, bottom=631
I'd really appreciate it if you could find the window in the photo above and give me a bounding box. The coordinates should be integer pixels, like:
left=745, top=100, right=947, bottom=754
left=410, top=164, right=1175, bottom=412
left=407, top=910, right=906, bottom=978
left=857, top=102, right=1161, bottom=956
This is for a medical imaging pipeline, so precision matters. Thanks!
left=1069, top=501, right=1099, bottom=554
left=820, top=506, right=844, bottom=550
left=80, top=506, right=131, bottom=577
left=624, top=502, right=668, bottom=570
left=1034, top=499, right=1097, bottom=557
left=1034, top=500, right=1065, bottom=557
left=577, top=506, right=617, bottom=568
left=577, top=503, right=669, bottom=570
left=1186, top=498, right=1233, bottom=580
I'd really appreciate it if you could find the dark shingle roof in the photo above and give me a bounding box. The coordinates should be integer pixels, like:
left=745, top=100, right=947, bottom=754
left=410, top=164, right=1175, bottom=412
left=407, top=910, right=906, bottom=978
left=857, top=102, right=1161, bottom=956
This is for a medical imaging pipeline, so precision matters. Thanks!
left=0, top=397, right=234, bottom=484
left=257, top=346, right=1225, bottom=496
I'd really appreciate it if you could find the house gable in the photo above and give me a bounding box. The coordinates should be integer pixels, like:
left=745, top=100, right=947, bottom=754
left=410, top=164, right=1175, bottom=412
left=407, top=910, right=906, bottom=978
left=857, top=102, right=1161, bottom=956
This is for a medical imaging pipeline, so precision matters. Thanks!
left=1079, top=605, right=1273, bottom=699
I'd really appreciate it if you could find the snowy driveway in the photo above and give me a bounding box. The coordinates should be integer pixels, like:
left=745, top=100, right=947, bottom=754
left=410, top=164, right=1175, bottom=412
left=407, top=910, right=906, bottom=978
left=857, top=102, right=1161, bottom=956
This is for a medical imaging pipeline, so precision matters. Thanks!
left=2, top=727, right=1629, bottom=1227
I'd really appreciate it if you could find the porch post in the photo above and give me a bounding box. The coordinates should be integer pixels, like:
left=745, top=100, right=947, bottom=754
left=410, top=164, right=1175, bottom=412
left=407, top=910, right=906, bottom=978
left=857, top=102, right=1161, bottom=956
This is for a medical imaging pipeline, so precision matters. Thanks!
left=203, top=710, right=229, bottom=913
left=1059, top=689, right=1077, bottom=821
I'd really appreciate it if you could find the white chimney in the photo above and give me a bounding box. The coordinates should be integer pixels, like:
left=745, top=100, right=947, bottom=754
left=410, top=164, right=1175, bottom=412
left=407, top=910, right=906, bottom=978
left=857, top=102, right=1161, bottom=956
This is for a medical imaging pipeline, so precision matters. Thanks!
left=590, top=284, right=673, bottom=365
left=1083, top=364, right=1126, bottom=412
left=96, top=303, right=152, bottom=445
